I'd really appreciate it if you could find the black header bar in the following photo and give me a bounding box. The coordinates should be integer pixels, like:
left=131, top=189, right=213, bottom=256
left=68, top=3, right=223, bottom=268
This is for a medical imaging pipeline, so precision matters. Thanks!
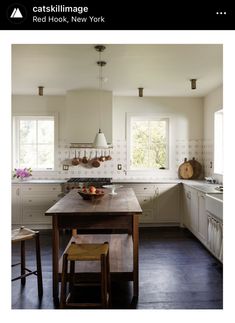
left=0, top=0, right=234, bottom=30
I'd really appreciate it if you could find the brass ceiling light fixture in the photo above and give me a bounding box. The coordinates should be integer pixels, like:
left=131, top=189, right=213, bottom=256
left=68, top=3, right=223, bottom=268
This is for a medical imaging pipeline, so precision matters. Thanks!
left=38, top=86, right=44, bottom=96
left=190, top=79, right=197, bottom=90
left=138, top=87, right=144, bottom=97
left=93, top=45, right=108, bottom=148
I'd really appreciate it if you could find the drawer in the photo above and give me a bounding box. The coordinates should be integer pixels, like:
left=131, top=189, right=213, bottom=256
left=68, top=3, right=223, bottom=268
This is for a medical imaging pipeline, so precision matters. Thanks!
left=135, top=194, right=154, bottom=208
left=22, top=210, right=52, bottom=224
left=122, top=184, right=157, bottom=194
left=140, top=210, right=154, bottom=223
left=22, top=195, right=59, bottom=209
left=22, top=184, right=62, bottom=193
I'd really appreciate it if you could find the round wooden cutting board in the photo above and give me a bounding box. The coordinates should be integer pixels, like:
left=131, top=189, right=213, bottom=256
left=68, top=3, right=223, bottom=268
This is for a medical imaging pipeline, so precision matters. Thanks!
left=178, top=157, right=202, bottom=179
left=178, top=159, right=194, bottom=179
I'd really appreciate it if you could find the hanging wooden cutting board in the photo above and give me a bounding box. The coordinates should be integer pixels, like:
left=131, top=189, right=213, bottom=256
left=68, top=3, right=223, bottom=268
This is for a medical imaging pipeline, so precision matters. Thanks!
left=188, top=157, right=202, bottom=179
left=178, top=158, right=194, bottom=179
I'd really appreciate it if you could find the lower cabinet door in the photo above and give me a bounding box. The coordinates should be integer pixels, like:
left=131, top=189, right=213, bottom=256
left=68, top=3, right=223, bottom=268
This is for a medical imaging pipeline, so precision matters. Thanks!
left=198, top=192, right=208, bottom=244
left=183, top=187, right=191, bottom=228
left=22, top=210, right=52, bottom=224
left=156, top=184, right=180, bottom=223
left=12, top=185, right=22, bottom=225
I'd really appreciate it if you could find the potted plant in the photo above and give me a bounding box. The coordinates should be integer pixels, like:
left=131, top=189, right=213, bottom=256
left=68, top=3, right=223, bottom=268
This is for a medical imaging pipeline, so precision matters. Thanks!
left=13, top=168, right=32, bottom=180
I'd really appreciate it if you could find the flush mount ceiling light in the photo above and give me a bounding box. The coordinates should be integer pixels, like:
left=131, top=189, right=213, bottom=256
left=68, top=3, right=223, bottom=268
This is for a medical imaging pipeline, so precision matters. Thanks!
left=38, top=86, right=44, bottom=96
left=190, top=79, right=197, bottom=90
left=138, top=87, right=144, bottom=97
left=93, top=45, right=108, bottom=148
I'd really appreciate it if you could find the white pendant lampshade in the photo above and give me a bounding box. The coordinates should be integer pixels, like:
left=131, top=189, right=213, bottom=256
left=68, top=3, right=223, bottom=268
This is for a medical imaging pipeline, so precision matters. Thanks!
left=93, top=129, right=108, bottom=148
left=92, top=45, right=110, bottom=149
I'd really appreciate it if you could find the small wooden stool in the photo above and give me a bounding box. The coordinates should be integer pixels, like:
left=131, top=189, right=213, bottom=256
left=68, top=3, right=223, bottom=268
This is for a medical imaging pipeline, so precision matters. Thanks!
left=60, top=242, right=111, bottom=309
left=11, top=226, right=43, bottom=298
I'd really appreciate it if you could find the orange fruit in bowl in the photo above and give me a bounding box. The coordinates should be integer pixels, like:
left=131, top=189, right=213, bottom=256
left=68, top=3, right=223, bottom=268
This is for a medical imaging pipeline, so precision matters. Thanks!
left=89, top=186, right=96, bottom=194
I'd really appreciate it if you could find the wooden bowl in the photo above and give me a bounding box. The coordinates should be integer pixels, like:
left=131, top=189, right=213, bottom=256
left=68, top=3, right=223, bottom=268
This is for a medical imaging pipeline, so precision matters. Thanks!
left=78, top=190, right=105, bottom=200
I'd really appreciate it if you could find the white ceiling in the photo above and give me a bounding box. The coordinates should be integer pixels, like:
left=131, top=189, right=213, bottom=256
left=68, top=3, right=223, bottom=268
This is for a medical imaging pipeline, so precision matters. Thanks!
left=12, top=44, right=222, bottom=97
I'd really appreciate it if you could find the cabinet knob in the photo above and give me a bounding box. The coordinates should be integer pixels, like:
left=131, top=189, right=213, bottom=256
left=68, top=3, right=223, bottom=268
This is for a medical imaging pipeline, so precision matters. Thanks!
left=28, top=199, right=32, bottom=202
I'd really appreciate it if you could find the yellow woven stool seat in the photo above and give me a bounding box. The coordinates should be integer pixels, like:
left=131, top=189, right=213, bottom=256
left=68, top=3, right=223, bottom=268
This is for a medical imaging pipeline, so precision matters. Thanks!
left=66, top=243, right=109, bottom=261
left=60, top=241, right=111, bottom=309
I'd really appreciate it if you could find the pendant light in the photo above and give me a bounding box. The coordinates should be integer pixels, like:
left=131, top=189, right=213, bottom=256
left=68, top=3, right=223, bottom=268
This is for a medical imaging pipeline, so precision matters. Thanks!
left=93, top=45, right=108, bottom=148
left=190, top=79, right=197, bottom=90
left=38, top=86, right=44, bottom=96
left=138, top=87, right=144, bottom=97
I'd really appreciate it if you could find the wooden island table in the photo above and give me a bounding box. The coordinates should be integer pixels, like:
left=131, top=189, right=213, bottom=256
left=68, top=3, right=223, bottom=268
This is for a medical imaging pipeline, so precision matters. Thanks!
left=45, top=187, right=142, bottom=304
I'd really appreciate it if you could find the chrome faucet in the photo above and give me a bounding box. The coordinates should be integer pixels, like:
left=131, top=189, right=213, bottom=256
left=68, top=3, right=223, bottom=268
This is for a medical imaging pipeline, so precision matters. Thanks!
left=205, top=177, right=217, bottom=184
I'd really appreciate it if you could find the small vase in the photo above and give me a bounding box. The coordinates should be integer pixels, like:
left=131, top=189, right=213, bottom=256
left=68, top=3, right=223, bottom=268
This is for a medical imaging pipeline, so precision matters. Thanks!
left=19, top=177, right=29, bottom=181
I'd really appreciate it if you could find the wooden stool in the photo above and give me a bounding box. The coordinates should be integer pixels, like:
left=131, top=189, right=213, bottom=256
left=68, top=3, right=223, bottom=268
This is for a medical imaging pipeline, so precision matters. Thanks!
left=11, top=226, right=43, bottom=298
left=60, top=241, right=111, bottom=309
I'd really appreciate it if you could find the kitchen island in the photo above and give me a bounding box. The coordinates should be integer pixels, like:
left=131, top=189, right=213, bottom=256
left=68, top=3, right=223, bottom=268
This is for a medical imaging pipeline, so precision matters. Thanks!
left=45, top=187, right=142, bottom=304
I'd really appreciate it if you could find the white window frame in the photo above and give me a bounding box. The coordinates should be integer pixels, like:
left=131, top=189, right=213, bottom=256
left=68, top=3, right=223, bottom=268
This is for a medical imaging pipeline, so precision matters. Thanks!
left=12, top=113, right=58, bottom=171
left=214, top=109, right=223, bottom=175
left=126, top=113, right=171, bottom=172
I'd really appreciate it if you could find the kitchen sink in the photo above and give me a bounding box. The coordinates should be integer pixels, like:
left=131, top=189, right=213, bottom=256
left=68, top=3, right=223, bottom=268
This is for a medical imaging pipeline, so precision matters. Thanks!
left=190, top=184, right=221, bottom=193
left=205, top=193, right=223, bottom=221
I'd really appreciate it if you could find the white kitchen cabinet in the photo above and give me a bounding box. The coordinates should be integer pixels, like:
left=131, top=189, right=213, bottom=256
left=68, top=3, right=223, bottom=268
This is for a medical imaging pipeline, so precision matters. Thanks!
left=121, top=184, right=156, bottom=223
left=156, top=184, right=180, bottom=223
left=120, top=183, right=180, bottom=224
left=182, top=186, right=191, bottom=229
left=190, top=188, right=199, bottom=234
left=183, top=184, right=224, bottom=261
left=183, top=185, right=198, bottom=234
left=197, top=192, right=208, bottom=245
left=12, top=184, right=21, bottom=225
left=183, top=184, right=208, bottom=245
left=12, top=183, right=63, bottom=228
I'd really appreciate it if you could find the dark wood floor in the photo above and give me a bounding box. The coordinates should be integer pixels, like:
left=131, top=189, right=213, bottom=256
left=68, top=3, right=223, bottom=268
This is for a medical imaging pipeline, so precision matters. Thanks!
left=11, top=227, right=223, bottom=309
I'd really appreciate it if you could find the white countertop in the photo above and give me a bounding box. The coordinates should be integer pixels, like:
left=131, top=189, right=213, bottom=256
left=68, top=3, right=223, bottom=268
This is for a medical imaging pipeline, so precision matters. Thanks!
left=11, top=178, right=223, bottom=194
left=112, top=178, right=181, bottom=184
left=112, top=178, right=223, bottom=193
left=12, top=179, right=67, bottom=184
left=182, top=181, right=223, bottom=194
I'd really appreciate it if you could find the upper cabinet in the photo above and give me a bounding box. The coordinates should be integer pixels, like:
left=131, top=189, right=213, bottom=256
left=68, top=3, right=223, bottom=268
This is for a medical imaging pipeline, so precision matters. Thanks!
left=65, top=89, right=113, bottom=144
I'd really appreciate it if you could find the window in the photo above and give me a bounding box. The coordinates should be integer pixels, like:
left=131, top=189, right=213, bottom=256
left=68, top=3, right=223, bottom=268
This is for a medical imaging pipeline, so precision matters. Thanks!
left=214, top=109, right=223, bottom=174
left=13, top=116, right=55, bottom=170
left=128, top=115, right=169, bottom=170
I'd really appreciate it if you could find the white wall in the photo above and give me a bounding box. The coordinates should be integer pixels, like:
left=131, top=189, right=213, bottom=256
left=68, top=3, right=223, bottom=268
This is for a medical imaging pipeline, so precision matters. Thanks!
left=203, top=85, right=223, bottom=140
left=12, top=90, right=113, bottom=144
left=203, top=85, right=223, bottom=182
left=113, top=96, right=203, bottom=140
left=65, top=89, right=112, bottom=143
left=12, top=95, right=66, bottom=140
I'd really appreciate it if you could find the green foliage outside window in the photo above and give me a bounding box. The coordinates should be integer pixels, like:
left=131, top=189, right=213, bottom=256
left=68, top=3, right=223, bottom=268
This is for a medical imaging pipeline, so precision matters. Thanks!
left=131, top=119, right=168, bottom=169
